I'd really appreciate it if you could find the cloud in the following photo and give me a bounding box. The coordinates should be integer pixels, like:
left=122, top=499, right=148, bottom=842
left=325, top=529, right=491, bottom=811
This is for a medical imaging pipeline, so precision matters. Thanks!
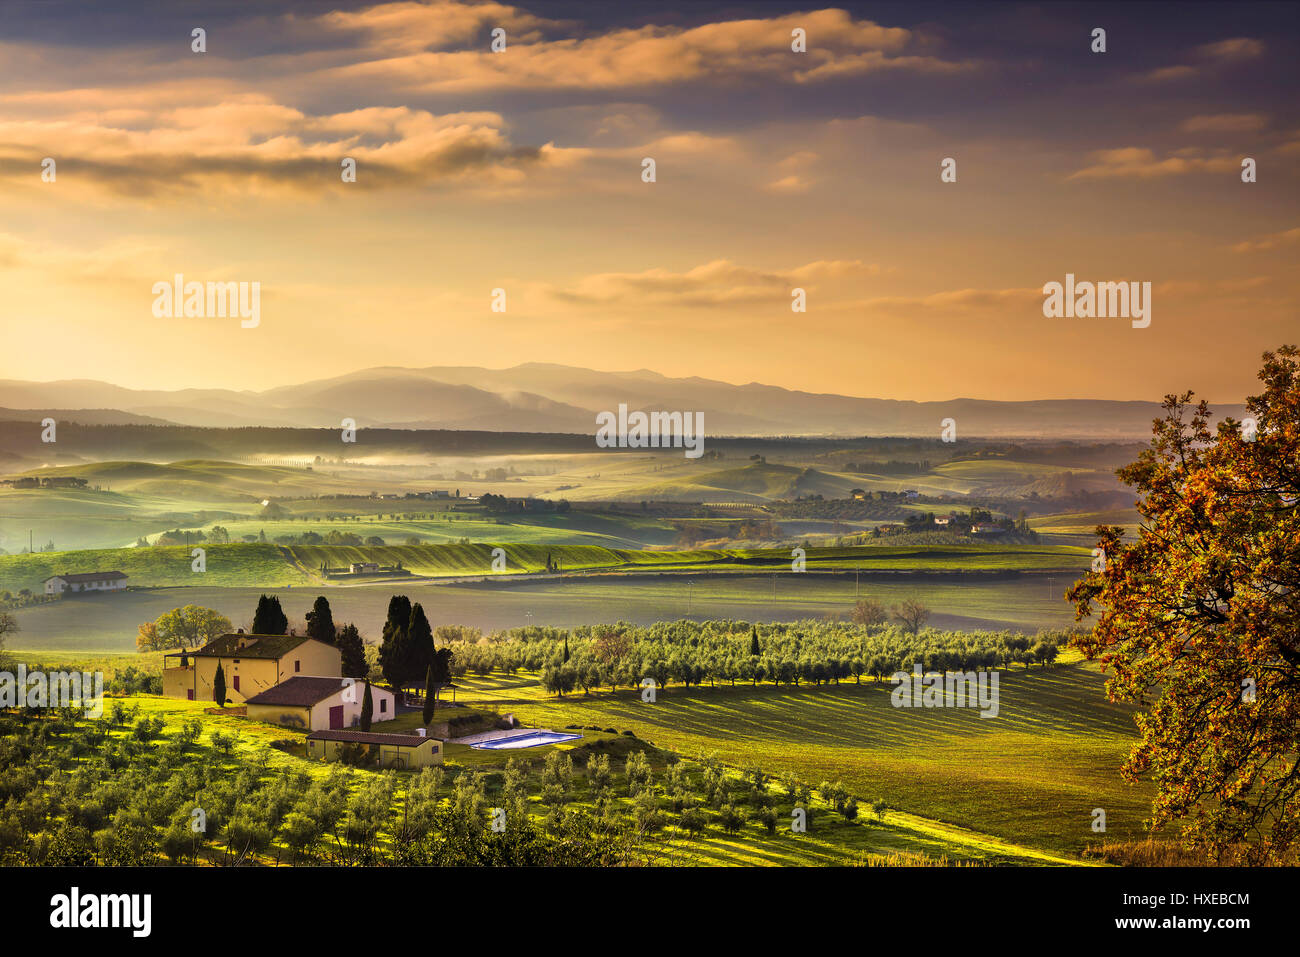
left=764, top=150, right=818, bottom=192
left=1232, top=227, right=1300, bottom=253
left=1195, top=37, right=1265, bottom=62
left=313, top=0, right=559, bottom=55
left=851, top=287, right=1041, bottom=317
left=316, top=6, right=974, bottom=94
left=0, top=98, right=569, bottom=197
left=1180, top=113, right=1268, bottom=134
left=1154, top=276, right=1273, bottom=295
left=1133, top=36, right=1264, bottom=84
left=547, top=258, right=881, bottom=307
left=1067, top=147, right=1239, bottom=180
left=1136, top=64, right=1198, bottom=83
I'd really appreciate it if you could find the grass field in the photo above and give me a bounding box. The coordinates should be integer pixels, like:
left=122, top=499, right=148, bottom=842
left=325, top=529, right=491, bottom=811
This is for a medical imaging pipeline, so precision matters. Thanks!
left=0, top=540, right=1091, bottom=595
left=5, top=569, right=1087, bottom=652
left=450, top=659, right=1149, bottom=859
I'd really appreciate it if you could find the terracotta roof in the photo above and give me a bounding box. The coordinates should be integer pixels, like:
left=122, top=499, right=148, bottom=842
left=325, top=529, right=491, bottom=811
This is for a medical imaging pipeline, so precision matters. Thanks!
left=44, top=571, right=127, bottom=583
left=244, top=676, right=375, bottom=707
left=306, top=729, right=437, bottom=747
left=189, top=633, right=314, bottom=659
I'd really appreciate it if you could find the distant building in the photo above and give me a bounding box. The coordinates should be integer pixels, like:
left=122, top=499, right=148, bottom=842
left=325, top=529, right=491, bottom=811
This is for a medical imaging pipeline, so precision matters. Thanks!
left=162, top=632, right=341, bottom=704
left=971, top=523, right=1004, bottom=535
left=44, top=571, right=127, bottom=595
left=306, top=729, right=443, bottom=768
left=245, top=676, right=394, bottom=731
left=349, top=561, right=380, bottom=574
left=934, top=516, right=951, bottom=526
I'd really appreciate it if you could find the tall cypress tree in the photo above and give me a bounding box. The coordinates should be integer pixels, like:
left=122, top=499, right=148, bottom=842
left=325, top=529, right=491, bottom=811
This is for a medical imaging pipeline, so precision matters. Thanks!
left=337, top=623, right=367, bottom=679
left=422, top=663, right=437, bottom=725
left=305, top=596, right=336, bottom=644
left=360, top=681, right=373, bottom=731
left=379, top=595, right=411, bottom=694
left=252, top=594, right=288, bottom=635
left=750, top=626, right=761, bottom=657
left=563, top=636, right=570, bottom=663
left=213, top=662, right=227, bottom=707
left=382, top=596, right=411, bottom=639
left=407, top=603, right=434, bottom=683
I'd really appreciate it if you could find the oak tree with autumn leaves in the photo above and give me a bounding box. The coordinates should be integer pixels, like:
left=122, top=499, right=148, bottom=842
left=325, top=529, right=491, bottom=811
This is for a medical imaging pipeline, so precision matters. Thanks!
left=1069, top=345, right=1300, bottom=864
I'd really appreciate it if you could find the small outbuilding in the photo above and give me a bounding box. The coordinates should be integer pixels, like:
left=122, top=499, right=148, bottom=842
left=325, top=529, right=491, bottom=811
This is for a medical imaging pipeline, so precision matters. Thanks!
left=306, top=729, right=443, bottom=768
left=244, top=676, right=395, bottom=731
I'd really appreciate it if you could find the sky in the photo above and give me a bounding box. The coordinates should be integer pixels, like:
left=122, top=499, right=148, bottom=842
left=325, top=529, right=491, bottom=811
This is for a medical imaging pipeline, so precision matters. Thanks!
left=0, top=0, right=1296, bottom=402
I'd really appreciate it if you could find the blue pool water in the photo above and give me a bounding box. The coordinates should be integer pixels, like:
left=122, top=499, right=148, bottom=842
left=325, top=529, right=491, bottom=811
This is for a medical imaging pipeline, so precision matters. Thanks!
left=472, top=731, right=582, bottom=750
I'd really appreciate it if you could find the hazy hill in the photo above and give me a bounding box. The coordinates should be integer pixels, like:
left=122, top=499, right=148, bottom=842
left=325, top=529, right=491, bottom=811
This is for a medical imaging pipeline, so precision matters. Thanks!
left=0, top=407, right=175, bottom=427
left=0, top=365, right=1248, bottom=438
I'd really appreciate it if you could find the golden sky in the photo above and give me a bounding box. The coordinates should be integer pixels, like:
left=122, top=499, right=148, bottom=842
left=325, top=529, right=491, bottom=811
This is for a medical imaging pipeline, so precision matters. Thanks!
left=0, top=1, right=1296, bottom=401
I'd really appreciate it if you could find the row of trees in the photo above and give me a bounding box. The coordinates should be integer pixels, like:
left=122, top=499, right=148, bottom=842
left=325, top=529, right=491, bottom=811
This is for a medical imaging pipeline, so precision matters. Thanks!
left=426, top=618, right=1067, bottom=697
left=0, top=704, right=882, bottom=866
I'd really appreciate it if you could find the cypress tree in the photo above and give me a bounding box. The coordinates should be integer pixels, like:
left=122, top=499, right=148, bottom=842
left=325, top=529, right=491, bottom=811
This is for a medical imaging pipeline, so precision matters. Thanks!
left=252, top=594, right=288, bottom=634
left=337, top=623, right=367, bottom=679
left=213, top=662, right=227, bottom=707
left=563, top=636, right=570, bottom=663
left=379, top=595, right=411, bottom=695
left=432, top=647, right=453, bottom=686
left=360, top=681, right=373, bottom=731
left=407, top=603, right=434, bottom=682
left=422, top=663, right=437, bottom=725
left=305, top=596, right=336, bottom=644
left=750, top=626, right=761, bottom=657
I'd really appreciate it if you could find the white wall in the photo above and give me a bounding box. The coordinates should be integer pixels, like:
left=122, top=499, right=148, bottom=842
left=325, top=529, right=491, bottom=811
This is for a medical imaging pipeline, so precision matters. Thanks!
left=307, top=682, right=397, bottom=730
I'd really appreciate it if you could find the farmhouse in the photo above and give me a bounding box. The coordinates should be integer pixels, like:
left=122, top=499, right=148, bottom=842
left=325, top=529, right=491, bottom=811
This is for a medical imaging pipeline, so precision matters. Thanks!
left=162, top=632, right=341, bottom=704
left=245, top=676, right=395, bottom=731
left=43, top=571, right=127, bottom=595
left=934, top=516, right=952, bottom=526
left=349, top=562, right=380, bottom=574
left=971, top=523, right=1004, bottom=535
left=306, top=728, right=443, bottom=768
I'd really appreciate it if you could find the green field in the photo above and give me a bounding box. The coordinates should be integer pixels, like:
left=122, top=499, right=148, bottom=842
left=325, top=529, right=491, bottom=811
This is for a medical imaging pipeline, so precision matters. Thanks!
left=451, top=660, right=1148, bottom=859
left=5, top=569, right=1087, bottom=653
left=0, top=540, right=1091, bottom=595
left=80, top=695, right=1086, bottom=865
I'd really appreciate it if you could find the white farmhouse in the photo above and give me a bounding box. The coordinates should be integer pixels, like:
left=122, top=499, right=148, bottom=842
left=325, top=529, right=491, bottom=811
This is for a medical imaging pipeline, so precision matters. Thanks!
left=44, top=571, right=128, bottom=595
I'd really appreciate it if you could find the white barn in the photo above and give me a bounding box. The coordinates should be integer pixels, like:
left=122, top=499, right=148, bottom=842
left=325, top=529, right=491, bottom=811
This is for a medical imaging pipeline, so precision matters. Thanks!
left=44, top=571, right=128, bottom=595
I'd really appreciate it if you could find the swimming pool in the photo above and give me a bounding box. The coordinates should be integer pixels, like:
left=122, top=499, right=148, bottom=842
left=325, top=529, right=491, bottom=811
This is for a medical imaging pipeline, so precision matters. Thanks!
left=470, top=731, right=582, bottom=750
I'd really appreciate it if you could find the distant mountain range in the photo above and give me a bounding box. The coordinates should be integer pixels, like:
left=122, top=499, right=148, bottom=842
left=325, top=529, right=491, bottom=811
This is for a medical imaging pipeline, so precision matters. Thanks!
left=0, top=363, right=1246, bottom=438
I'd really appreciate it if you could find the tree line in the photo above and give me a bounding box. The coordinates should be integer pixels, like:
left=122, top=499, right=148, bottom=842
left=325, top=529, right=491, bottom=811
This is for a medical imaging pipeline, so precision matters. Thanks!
left=427, top=618, right=1070, bottom=697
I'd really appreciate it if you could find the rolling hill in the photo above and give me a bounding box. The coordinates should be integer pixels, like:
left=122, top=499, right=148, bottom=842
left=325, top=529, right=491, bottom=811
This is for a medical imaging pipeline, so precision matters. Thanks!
left=0, top=364, right=1249, bottom=437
